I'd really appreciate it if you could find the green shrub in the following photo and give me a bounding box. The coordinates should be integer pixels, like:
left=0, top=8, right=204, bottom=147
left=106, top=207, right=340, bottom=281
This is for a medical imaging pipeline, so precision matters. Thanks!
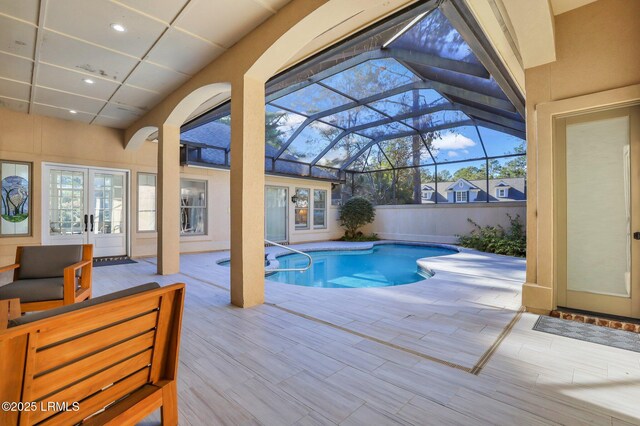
left=457, top=214, right=526, bottom=257
left=339, top=232, right=379, bottom=242
left=339, top=197, right=376, bottom=240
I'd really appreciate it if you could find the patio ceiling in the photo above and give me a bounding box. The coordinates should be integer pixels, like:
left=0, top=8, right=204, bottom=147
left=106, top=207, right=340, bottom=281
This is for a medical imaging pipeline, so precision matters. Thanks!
left=179, top=0, right=526, bottom=181
left=0, top=0, right=292, bottom=128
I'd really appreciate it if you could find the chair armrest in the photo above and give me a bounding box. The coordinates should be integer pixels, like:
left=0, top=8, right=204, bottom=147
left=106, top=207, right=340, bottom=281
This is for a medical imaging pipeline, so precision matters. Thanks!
left=65, top=259, right=92, bottom=272
left=0, top=263, right=19, bottom=274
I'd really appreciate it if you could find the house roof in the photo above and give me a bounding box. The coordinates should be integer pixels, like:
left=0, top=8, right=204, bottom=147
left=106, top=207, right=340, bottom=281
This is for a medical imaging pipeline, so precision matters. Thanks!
left=446, top=178, right=481, bottom=191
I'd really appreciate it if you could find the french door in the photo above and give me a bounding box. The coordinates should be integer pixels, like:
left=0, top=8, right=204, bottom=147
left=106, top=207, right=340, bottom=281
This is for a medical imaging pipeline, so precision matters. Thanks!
left=556, top=106, right=640, bottom=318
left=43, top=164, right=128, bottom=258
left=265, top=186, right=288, bottom=243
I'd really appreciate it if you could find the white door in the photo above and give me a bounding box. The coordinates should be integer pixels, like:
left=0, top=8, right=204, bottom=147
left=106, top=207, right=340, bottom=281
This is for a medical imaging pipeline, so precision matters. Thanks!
left=43, top=165, right=128, bottom=258
left=265, top=186, right=288, bottom=243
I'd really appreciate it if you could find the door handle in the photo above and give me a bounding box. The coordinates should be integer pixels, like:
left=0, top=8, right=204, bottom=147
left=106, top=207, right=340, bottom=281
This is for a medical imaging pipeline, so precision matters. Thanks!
left=84, top=214, right=88, bottom=232
left=89, top=214, right=94, bottom=232
left=634, top=232, right=640, bottom=240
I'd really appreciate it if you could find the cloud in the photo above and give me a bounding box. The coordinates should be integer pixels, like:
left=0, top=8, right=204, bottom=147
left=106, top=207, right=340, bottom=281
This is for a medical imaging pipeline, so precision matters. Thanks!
left=432, top=133, right=476, bottom=151
left=447, top=151, right=458, bottom=158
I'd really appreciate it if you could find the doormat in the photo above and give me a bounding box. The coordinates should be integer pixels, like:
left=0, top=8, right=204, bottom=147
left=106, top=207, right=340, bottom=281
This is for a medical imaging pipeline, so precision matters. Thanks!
left=93, top=256, right=137, bottom=267
left=533, top=315, right=640, bottom=353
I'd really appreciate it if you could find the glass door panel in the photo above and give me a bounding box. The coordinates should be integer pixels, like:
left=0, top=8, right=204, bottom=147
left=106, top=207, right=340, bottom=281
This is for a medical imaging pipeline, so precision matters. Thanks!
left=557, top=106, right=640, bottom=318
left=566, top=116, right=630, bottom=297
left=89, top=170, right=127, bottom=257
left=265, top=186, right=288, bottom=242
left=44, top=166, right=87, bottom=246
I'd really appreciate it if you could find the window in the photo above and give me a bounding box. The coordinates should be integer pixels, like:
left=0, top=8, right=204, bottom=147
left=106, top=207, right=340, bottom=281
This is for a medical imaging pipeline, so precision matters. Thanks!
left=294, top=188, right=309, bottom=230
left=137, top=173, right=156, bottom=232
left=496, top=188, right=508, bottom=198
left=180, top=179, right=207, bottom=235
left=455, top=191, right=468, bottom=203
left=422, top=190, right=433, bottom=200
left=313, top=189, right=327, bottom=229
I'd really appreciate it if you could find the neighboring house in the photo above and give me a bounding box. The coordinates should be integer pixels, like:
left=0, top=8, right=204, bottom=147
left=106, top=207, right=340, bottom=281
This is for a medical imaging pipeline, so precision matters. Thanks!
left=421, top=178, right=526, bottom=204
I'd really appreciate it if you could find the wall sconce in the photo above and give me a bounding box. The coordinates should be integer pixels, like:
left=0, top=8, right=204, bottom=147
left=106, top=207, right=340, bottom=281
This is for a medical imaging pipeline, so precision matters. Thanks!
left=291, top=194, right=299, bottom=204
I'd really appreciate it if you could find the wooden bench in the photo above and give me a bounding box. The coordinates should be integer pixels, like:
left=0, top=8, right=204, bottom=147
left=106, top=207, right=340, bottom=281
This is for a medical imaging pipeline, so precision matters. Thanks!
left=0, top=282, right=185, bottom=425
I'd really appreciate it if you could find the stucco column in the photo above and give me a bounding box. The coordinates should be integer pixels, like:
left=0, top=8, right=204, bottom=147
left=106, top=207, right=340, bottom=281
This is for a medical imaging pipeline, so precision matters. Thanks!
left=157, top=124, right=181, bottom=275
left=229, top=76, right=266, bottom=308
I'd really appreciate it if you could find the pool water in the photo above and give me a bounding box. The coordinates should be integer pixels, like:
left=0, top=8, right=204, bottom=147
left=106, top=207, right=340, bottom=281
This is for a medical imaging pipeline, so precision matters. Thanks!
left=268, top=244, right=456, bottom=288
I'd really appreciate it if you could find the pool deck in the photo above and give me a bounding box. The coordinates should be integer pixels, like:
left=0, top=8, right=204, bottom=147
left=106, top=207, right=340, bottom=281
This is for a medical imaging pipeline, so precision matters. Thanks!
left=92, top=241, right=640, bottom=425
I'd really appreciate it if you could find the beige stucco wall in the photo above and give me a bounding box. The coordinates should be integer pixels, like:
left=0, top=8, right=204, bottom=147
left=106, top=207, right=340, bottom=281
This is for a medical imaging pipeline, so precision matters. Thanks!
left=0, top=108, right=340, bottom=265
left=523, top=0, right=640, bottom=313
left=367, top=202, right=526, bottom=244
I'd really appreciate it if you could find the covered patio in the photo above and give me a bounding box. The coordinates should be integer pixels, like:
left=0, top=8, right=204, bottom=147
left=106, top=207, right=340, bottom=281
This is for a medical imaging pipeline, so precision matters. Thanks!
left=94, top=249, right=640, bottom=425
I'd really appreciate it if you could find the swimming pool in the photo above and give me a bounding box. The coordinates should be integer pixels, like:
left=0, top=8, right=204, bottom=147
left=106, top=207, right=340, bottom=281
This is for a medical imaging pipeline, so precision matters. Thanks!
left=267, top=243, right=457, bottom=288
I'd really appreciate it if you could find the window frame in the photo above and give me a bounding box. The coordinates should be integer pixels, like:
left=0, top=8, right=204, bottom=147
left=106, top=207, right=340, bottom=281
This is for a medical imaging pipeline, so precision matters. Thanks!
left=496, top=188, right=508, bottom=198
left=294, top=187, right=310, bottom=230
left=313, top=189, right=327, bottom=229
left=136, top=172, right=157, bottom=233
left=455, top=191, right=468, bottom=203
left=180, top=178, right=208, bottom=236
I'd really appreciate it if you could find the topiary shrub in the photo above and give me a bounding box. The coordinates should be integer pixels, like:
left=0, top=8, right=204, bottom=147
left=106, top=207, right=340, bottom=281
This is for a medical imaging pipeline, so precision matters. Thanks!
left=457, top=214, right=526, bottom=257
left=339, top=197, right=376, bottom=240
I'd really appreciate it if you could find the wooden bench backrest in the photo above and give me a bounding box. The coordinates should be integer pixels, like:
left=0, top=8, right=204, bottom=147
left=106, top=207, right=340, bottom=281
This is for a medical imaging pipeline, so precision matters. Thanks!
left=0, top=283, right=185, bottom=426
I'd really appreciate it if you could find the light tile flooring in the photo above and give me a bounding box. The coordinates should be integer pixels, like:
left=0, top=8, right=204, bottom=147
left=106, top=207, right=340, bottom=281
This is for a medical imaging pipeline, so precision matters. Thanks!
left=93, top=243, right=640, bottom=425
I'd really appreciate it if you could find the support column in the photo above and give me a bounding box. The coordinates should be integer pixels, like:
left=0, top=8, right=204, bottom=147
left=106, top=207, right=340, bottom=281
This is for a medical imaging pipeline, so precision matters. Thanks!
left=157, top=124, right=181, bottom=275
left=229, top=76, right=266, bottom=308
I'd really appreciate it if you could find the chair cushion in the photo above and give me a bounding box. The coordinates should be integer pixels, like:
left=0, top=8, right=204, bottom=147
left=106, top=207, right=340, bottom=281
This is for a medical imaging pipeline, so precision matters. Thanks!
left=18, top=245, right=83, bottom=280
left=9, top=282, right=161, bottom=327
left=0, top=278, right=64, bottom=303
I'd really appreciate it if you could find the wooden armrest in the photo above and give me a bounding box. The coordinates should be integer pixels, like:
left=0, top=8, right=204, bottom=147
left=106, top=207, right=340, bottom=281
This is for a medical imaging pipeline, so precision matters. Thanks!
left=65, top=259, right=92, bottom=272
left=0, top=263, right=19, bottom=274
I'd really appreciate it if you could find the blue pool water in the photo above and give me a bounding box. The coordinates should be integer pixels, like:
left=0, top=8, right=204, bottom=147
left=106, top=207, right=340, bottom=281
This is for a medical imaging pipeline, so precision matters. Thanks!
left=268, top=244, right=456, bottom=288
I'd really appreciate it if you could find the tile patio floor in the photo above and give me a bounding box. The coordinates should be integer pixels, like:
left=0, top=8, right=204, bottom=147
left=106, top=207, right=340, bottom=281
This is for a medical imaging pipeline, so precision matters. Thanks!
left=93, top=242, right=640, bottom=425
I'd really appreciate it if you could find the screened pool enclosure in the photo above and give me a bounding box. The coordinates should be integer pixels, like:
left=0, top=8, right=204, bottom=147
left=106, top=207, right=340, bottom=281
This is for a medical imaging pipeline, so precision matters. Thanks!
left=179, top=0, right=526, bottom=204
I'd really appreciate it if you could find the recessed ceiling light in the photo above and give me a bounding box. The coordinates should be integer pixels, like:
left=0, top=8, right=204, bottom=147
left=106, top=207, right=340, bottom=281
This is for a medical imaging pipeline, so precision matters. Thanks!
left=69, top=110, right=77, bottom=114
left=110, top=23, right=126, bottom=32
left=83, top=78, right=94, bottom=84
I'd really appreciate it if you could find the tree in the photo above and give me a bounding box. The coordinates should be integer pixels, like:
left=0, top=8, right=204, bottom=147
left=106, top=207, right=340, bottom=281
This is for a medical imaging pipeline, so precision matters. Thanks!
left=452, top=166, right=486, bottom=181
left=339, top=197, right=376, bottom=239
left=436, top=170, right=452, bottom=182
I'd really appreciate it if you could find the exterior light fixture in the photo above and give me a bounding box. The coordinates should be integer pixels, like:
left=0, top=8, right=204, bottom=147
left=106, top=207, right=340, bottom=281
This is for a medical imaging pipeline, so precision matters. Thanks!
left=291, top=194, right=299, bottom=204
left=110, top=23, right=126, bottom=32
left=69, top=110, right=77, bottom=114
left=83, top=78, right=94, bottom=84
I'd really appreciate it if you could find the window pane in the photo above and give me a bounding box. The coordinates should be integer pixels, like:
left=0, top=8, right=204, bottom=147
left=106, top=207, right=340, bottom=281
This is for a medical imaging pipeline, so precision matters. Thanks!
left=389, top=8, right=480, bottom=65
left=270, top=83, right=351, bottom=115
left=181, top=115, right=231, bottom=149
left=427, top=126, right=485, bottom=162
left=284, top=121, right=342, bottom=162
left=181, top=179, right=207, bottom=235
left=265, top=104, right=307, bottom=155
left=322, top=59, right=420, bottom=100
left=295, top=188, right=309, bottom=229
left=478, top=126, right=526, bottom=157
left=313, top=189, right=327, bottom=228
left=316, top=133, right=372, bottom=168
left=138, top=173, right=156, bottom=232
left=367, top=89, right=449, bottom=117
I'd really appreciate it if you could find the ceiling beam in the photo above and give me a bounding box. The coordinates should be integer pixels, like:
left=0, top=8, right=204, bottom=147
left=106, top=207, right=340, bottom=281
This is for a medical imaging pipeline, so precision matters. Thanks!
left=266, top=46, right=493, bottom=103
left=383, top=47, right=490, bottom=78
left=28, top=0, right=49, bottom=114
left=439, top=0, right=525, bottom=118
